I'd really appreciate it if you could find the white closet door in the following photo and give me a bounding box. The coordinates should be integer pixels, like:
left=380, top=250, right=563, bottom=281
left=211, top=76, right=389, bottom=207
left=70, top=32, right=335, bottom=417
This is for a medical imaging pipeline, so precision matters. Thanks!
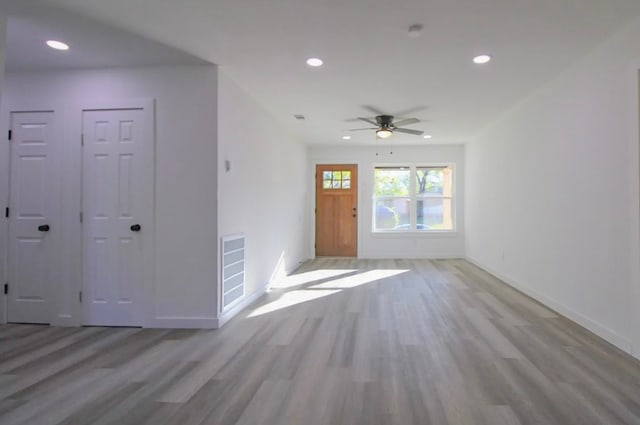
left=82, top=108, right=152, bottom=326
left=7, top=111, right=59, bottom=324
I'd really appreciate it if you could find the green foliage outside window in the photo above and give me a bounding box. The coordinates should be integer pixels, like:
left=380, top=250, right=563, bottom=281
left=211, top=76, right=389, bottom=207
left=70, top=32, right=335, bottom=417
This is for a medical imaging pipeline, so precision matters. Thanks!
left=374, top=168, right=410, bottom=196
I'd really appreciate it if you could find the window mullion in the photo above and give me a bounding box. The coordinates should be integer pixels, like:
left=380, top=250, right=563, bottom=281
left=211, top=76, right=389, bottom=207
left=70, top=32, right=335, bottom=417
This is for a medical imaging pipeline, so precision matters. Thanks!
left=409, top=165, right=416, bottom=230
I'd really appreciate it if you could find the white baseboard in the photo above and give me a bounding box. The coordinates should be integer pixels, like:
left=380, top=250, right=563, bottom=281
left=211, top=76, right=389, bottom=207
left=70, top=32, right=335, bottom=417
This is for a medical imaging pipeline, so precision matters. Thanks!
left=52, top=314, right=77, bottom=327
left=359, top=252, right=464, bottom=259
left=150, top=317, right=218, bottom=329
left=465, top=256, right=635, bottom=357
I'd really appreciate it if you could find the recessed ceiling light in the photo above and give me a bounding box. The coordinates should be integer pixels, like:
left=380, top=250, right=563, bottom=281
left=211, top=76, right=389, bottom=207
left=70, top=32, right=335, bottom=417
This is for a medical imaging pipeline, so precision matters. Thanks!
left=473, top=54, right=491, bottom=64
left=306, top=57, right=323, bottom=67
left=423, top=134, right=433, bottom=139
left=46, top=40, right=70, bottom=51
left=342, top=135, right=352, bottom=140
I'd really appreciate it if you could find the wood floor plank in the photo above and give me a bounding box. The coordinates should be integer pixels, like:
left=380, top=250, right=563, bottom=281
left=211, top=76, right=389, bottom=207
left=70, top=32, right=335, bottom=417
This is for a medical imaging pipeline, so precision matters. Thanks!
left=0, top=259, right=638, bottom=424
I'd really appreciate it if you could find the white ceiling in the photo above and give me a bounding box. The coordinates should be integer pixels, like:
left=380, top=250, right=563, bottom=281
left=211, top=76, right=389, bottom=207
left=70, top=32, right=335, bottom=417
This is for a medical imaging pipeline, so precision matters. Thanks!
left=4, top=2, right=206, bottom=72
left=6, top=0, right=640, bottom=145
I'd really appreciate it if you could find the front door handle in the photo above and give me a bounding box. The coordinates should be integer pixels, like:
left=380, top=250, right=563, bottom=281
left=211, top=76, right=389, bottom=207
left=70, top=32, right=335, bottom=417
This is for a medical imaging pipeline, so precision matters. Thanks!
left=130, top=224, right=141, bottom=232
left=38, top=224, right=50, bottom=232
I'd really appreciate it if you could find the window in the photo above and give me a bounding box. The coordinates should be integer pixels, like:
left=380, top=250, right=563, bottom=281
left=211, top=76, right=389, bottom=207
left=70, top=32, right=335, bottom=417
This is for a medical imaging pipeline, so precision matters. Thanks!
left=322, top=170, right=352, bottom=190
left=373, top=165, right=454, bottom=232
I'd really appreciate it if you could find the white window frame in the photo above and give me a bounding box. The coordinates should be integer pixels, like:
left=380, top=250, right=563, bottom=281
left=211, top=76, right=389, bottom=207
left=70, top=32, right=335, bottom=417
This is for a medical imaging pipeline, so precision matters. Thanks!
left=372, top=164, right=455, bottom=233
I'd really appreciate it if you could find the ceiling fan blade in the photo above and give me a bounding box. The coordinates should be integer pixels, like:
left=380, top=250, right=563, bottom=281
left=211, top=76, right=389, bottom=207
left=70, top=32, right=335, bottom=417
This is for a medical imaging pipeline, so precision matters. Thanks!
left=392, top=105, right=428, bottom=117
left=395, top=128, right=424, bottom=136
left=393, top=118, right=419, bottom=127
left=348, top=127, right=377, bottom=131
left=357, top=117, right=378, bottom=126
left=362, top=105, right=386, bottom=115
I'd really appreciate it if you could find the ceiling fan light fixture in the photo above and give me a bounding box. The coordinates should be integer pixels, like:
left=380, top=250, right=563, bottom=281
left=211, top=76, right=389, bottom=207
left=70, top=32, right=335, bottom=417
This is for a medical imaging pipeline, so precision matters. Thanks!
left=376, top=128, right=393, bottom=139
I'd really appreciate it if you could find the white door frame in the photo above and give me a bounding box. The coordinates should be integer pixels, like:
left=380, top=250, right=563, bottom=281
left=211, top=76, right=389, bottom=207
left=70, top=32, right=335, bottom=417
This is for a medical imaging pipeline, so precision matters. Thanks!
left=78, top=99, right=155, bottom=327
left=631, top=68, right=640, bottom=359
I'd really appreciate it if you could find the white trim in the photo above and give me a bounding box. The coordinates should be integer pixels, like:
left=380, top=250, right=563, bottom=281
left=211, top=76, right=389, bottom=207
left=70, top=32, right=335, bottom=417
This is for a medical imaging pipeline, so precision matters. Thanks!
left=629, top=65, right=640, bottom=359
left=361, top=253, right=464, bottom=259
left=466, top=255, right=635, bottom=356
left=150, top=317, right=218, bottom=329
left=74, top=98, right=155, bottom=112
left=369, top=231, right=459, bottom=238
left=51, top=314, right=76, bottom=327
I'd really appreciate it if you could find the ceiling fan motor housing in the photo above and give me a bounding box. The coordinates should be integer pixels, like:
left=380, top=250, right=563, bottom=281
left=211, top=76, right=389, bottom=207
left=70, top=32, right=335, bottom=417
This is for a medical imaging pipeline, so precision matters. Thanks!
left=376, top=115, right=394, bottom=128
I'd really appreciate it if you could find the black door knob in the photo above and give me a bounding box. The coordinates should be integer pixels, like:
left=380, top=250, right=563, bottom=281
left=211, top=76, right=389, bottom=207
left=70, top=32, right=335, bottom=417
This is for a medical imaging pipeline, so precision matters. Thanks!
left=130, top=224, right=141, bottom=232
left=38, top=224, right=50, bottom=232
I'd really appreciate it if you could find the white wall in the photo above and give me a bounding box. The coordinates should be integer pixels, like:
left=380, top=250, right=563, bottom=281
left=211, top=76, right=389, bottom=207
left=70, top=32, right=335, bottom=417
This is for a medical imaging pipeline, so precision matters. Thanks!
left=0, top=65, right=219, bottom=327
left=0, top=12, right=7, bottom=323
left=0, top=12, right=5, bottom=100
left=310, top=144, right=465, bottom=259
left=466, top=16, right=640, bottom=357
left=217, top=71, right=309, bottom=324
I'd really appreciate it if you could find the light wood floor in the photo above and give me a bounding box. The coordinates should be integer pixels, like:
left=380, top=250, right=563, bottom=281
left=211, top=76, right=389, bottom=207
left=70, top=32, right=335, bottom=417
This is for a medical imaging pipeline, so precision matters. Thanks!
left=1, top=259, right=640, bottom=425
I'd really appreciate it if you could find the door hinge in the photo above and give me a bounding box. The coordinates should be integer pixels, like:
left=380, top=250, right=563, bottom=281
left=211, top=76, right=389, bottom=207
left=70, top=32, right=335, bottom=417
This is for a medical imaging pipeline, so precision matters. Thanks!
left=80, top=134, right=84, bottom=147
left=78, top=291, right=82, bottom=303
left=79, top=211, right=83, bottom=223
left=4, top=283, right=7, bottom=295
left=4, top=207, right=8, bottom=218
left=7, top=130, right=12, bottom=140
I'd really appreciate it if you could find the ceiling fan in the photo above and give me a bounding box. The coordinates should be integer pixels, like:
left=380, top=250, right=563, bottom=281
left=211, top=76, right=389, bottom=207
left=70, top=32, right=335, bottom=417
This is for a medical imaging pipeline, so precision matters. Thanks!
left=347, top=106, right=425, bottom=139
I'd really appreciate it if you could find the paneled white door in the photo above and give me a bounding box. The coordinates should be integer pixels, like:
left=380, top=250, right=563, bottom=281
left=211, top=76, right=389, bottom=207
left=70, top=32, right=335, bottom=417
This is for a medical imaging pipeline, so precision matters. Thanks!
left=7, top=111, right=60, bottom=324
left=82, top=108, right=152, bottom=326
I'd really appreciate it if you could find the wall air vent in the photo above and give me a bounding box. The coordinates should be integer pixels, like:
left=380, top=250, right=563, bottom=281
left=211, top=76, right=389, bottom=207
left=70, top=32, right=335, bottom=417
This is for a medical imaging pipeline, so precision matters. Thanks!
left=294, top=114, right=305, bottom=120
left=221, top=233, right=245, bottom=311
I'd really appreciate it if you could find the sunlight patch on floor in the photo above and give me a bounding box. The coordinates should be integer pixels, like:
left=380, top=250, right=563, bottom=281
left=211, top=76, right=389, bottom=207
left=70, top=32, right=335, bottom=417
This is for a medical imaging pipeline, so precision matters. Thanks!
left=310, top=269, right=409, bottom=289
left=248, top=289, right=341, bottom=317
left=249, top=269, right=410, bottom=317
left=270, top=269, right=358, bottom=289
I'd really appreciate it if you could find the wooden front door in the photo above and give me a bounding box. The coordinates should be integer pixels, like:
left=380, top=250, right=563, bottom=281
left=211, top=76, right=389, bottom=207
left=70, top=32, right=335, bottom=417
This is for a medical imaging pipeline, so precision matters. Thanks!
left=315, top=164, right=357, bottom=257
